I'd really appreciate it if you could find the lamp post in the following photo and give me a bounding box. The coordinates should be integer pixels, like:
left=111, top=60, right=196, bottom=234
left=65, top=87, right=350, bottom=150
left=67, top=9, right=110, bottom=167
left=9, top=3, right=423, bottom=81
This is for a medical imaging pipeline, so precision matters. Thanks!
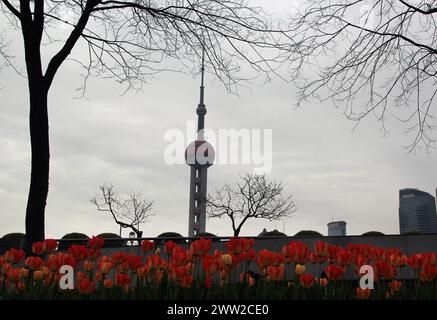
left=129, top=231, right=136, bottom=246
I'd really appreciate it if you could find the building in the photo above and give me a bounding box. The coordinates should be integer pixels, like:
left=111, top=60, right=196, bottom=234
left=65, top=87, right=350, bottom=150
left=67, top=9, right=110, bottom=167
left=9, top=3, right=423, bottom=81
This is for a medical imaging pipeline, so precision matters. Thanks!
left=185, top=51, right=215, bottom=237
left=399, top=188, right=437, bottom=234
left=328, top=221, right=346, bottom=236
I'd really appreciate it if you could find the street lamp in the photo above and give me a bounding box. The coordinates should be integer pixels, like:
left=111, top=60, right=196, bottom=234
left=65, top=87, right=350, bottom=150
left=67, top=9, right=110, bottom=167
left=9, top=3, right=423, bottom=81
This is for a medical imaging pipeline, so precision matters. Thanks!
left=129, top=231, right=136, bottom=246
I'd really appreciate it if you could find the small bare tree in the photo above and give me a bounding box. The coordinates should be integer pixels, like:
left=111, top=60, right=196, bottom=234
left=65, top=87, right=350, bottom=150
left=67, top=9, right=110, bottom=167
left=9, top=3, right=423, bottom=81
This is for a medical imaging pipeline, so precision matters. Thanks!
left=207, top=173, right=297, bottom=236
left=90, top=184, right=154, bottom=238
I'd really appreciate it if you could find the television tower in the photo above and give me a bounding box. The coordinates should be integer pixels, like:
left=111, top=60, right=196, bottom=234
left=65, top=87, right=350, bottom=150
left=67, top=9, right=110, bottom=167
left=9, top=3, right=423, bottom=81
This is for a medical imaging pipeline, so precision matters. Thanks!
left=185, top=50, right=215, bottom=237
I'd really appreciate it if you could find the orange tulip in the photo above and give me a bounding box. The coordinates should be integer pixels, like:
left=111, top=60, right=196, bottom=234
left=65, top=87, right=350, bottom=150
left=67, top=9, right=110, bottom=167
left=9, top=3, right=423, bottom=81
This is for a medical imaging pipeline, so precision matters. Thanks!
left=220, top=254, right=233, bottom=266
left=318, top=277, right=328, bottom=287
left=356, top=288, right=372, bottom=300
left=19, top=268, right=29, bottom=278
left=33, top=270, right=44, bottom=281
left=84, top=260, right=95, bottom=272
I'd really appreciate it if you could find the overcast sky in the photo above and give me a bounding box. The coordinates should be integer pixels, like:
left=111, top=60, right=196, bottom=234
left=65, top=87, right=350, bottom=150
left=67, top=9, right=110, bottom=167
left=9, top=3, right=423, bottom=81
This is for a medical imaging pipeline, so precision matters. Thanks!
left=1, top=1, right=436, bottom=239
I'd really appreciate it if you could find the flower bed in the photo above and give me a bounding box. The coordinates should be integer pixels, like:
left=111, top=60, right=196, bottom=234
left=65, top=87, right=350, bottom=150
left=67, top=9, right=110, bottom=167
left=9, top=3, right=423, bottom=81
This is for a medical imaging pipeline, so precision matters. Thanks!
left=0, top=237, right=436, bottom=299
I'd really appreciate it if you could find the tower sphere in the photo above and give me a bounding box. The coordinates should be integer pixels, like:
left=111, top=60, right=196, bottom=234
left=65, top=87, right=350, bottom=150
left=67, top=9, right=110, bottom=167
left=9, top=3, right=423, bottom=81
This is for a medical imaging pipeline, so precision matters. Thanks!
left=185, top=140, right=215, bottom=167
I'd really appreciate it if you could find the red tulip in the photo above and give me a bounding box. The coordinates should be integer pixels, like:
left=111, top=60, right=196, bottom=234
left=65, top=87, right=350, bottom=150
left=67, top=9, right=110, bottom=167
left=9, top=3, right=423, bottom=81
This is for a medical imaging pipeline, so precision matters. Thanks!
left=5, top=249, right=25, bottom=264
left=165, top=240, right=177, bottom=255
left=205, top=275, right=213, bottom=288
left=314, top=240, right=329, bottom=257
left=103, top=279, right=113, bottom=289
left=6, top=268, right=20, bottom=283
left=324, top=265, right=344, bottom=281
left=389, top=280, right=402, bottom=293
left=89, top=236, right=104, bottom=249
left=180, top=274, right=194, bottom=288
left=256, top=250, right=273, bottom=270
left=25, top=256, right=44, bottom=270
left=335, top=249, right=353, bottom=266
left=374, top=260, right=397, bottom=280
left=44, top=239, right=58, bottom=253
left=171, top=247, right=187, bottom=267
left=146, top=254, right=167, bottom=270
left=408, top=254, right=423, bottom=270
left=267, top=264, right=285, bottom=281
left=190, top=238, right=211, bottom=256
left=226, top=238, right=243, bottom=255
left=112, top=252, right=128, bottom=265
left=127, top=254, right=142, bottom=271
left=240, top=249, right=256, bottom=263
left=203, top=256, right=220, bottom=274
left=299, top=274, right=315, bottom=288
left=141, top=240, right=155, bottom=253
left=32, top=241, right=46, bottom=255
left=68, top=245, right=88, bottom=261
left=78, top=278, right=96, bottom=294
left=115, top=273, right=130, bottom=287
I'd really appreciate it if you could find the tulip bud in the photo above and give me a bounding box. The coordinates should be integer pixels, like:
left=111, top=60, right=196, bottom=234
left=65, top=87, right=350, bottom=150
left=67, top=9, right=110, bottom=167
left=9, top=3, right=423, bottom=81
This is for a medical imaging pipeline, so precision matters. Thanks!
left=295, top=264, right=306, bottom=275
left=19, top=268, right=29, bottom=279
left=221, top=254, right=233, bottom=266
left=33, top=270, right=44, bottom=281
left=104, top=279, right=113, bottom=289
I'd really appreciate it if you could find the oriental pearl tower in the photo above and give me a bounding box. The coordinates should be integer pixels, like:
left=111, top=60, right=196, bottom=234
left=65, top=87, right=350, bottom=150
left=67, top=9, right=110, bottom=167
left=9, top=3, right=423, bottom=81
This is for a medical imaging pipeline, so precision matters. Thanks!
left=185, top=50, right=215, bottom=237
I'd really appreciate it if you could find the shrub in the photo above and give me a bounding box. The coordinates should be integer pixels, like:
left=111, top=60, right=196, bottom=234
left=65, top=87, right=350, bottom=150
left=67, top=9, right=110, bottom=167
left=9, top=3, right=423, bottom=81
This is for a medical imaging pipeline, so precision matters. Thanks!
left=0, top=233, right=25, bottom=252
left=157, top=232, right=185, bottom=244
left=58, top=233, right=89, bottom=250
left=362, top=231, right=385, bottom=236
left=259, top=229, right=287, bottom=237
left=197, top=232, right=217, bottom=238
left=294, top=230, right=323, bottom=237
left=96, top=233, right=127, bottom=248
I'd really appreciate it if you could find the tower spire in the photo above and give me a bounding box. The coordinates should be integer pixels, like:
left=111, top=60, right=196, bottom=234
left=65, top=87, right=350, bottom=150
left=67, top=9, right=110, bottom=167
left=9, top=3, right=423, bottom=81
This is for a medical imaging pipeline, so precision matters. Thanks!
left=196, top=48, right=207, bottom=136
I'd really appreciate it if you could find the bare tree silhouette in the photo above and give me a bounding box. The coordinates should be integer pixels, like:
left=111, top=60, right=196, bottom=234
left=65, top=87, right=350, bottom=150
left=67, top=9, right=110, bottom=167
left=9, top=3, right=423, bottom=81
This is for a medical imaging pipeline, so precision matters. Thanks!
left=90, top=184, right=154, bottom=238
left=0, top=0, right=294, bottom=253
left=289, top=0, right=437, bottom=151
left=207, top=173, right=296, bottom=236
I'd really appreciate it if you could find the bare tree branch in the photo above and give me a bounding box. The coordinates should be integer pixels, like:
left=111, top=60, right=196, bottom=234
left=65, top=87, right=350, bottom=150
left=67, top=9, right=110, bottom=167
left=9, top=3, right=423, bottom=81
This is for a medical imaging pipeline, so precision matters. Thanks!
left=289, top=0, right=437, bottom=152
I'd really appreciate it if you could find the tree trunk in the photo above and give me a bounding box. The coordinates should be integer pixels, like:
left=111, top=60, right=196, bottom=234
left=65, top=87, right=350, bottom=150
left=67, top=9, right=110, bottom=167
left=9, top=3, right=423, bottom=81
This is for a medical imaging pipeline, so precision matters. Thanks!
left=234, top=228, right=241, bottom=237
left=24, top=83, right=49, bottom=254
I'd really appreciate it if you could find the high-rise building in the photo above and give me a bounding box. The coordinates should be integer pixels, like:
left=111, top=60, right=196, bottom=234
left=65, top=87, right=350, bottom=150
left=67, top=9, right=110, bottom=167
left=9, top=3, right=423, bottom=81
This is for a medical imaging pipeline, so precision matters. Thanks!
left=399, top=188, right=437, bottom=234
left=185, top=51, right=215, bottom=237
left=327, top=221, right=346, bottom=236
